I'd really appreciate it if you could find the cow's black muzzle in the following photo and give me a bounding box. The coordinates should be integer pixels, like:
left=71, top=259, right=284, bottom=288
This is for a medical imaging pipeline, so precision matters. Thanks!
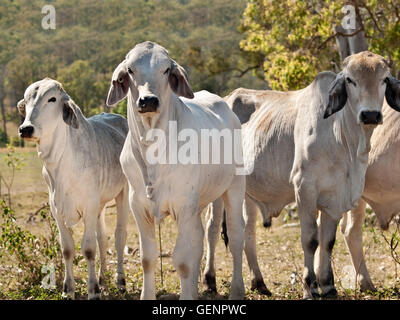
left=138, top=96, right=159, bottom=113
left=19, top=125, right=34, bottom=138
left=360, top=111, right=382, bottom=125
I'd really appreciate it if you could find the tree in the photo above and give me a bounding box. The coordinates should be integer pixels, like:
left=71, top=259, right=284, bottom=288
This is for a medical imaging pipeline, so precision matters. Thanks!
left=239, top=0, right=400, bottom=90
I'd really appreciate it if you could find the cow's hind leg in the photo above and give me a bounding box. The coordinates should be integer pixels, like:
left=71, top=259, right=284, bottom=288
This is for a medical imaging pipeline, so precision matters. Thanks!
left=203, top=197, right=224, bottom=293
left=340, top=200, right=375, bottom=292
left=82, top=205, right=101, bottom=300
left=222, top=175, right=245, bottom=300
left=115, top=186, right=129, bottom=291
left=244, top=196, right=271, bottom=296
left=317, top=212, right=338, bottom=298
left=97, top=207, right=107, bottom=288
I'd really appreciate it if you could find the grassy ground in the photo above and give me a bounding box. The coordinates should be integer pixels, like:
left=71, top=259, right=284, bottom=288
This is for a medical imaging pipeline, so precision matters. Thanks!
left=0, top=147, right=400, bottom=300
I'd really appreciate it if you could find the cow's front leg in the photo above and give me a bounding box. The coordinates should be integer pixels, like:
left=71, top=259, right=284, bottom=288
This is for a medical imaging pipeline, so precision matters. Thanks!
left=317, top=212, right=338, bottom=298
left=173, top=202, right=202, bottom=300
left=295, top=183, right=319, bottom=299
left=339, top=200, right=375, bottom=292
left=55, top=213, right=76, bottom=299
left=82, top=205, right=100, bottom=300
left=203, top=197, right=224, bottom=293
left=132, top=204, right=158, bottom=300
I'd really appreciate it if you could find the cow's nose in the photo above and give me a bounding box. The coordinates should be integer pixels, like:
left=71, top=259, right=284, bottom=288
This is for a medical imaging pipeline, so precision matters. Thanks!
left=138, top=96, right=159, bottom=113
left=19, top=125, right=34, bottom=138
left=360, top=111, right=382, bottom=125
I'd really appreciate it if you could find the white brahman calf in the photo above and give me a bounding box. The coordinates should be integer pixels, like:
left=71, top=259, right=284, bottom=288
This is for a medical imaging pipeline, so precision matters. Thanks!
left=106, top=41, right=245, bottom=300
left=18, top=78, right=130, bottom=299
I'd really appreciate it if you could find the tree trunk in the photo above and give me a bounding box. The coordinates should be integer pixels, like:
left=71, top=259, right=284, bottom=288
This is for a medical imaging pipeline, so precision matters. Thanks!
left=335, top=11, right=368, bottom=63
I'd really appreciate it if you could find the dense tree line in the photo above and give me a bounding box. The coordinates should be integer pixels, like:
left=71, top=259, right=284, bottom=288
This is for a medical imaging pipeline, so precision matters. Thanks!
left=2, top=0, right=399, bottom=145
left=0, top=0, right=268, bottom=144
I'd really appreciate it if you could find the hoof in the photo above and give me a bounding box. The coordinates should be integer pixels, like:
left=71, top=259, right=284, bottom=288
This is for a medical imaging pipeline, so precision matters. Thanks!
left=251, top=278, right=272, bottom=296
left=117, top=277, right=127, bottom=293
left=203, top=274, right=217, bottom=293
left=229, top=283, right=245, bottom=300
left=303, top=289, right=320, bottom=300
left=88, top=283, right=101, bottom=300
left=61, top=292, right=75, bottom=300
left=321, top=288, right=337, bottom=299
left=359, top=277, right=376, bottom=292
left=62, top=281, right=75, bottom=300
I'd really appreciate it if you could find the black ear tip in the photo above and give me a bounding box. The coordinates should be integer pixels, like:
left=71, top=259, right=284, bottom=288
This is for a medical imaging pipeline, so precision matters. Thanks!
left=323, top=109, right=331, bottom=119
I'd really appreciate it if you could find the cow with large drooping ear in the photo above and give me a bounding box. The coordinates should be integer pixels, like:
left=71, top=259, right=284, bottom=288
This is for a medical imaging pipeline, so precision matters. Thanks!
left=61, top=93, right=79, bottom=129
left=324, top=72, right=348, bottom=119
left=384, top=75, right=400, bottom=112
left=106, top=60, right=130, bottom=106
left=324, top=52, right=400, bottom=124
left=168, top=59, right=194, bottom=99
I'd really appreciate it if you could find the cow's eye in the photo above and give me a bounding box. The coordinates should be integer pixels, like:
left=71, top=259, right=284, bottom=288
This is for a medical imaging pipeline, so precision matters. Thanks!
left=48, top=97, right=56, bottom=103
left=346, top=77, right=356, bottom=86
left=127, top=67, right=134, bottom=74
left=163, top=68, right=170, bottom=75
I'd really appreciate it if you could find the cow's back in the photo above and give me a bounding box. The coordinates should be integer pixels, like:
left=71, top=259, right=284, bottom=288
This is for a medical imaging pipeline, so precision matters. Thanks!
left=88, top=113, right=128, bottom=201
left=224, top=88, right=270, bottom=124
left=243, top=90, right=298, bottom=219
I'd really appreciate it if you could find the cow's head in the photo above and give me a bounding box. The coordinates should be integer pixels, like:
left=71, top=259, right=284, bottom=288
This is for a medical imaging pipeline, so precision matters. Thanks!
left=18, top=78, right=79, bottom=142
left=324, top=51, right=400, bottom=124
left=106, top=41, right=194, bottom=123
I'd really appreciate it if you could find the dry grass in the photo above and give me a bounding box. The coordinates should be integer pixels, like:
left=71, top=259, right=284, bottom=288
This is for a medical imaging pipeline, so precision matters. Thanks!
left=0, top=147, right=400, bottom=300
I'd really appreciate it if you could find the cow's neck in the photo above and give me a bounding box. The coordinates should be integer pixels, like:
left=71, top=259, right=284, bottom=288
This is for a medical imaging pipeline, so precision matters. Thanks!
left=36, top=124, right=68, bottom=169
left=127, top=93, right=176, bottom=142
left=127, top=92, right=180, bottom=189
left=37, top=121, right=87, bottom=176
left=333, top=103, right=373, bottom=164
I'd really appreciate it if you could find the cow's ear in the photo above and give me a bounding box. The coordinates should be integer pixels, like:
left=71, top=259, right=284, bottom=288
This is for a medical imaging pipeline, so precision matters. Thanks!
left=17, top=99, right=26, bottom=122
left=62, top=99, right=79, bottom=129
left=324, top=72, right=348, bottom=119
left=107, top=61, right=130, bottom=106
left=168, top=59, right=194, bottom=99
left=385, top=75, right=400, bottom=112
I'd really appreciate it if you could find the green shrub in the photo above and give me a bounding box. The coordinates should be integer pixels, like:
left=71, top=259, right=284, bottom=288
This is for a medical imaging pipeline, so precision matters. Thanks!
left=0, top=201, right=62, bottom=288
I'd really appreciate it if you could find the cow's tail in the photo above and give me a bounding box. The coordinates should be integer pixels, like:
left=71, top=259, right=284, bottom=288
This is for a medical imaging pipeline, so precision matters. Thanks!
left=221, top=209, right=229, bottom=248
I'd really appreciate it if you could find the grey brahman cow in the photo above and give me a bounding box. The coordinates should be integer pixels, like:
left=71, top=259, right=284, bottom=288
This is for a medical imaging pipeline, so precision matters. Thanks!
left=106, top=41, right=245, bottom=300
left=204, top=51, right=400, bottom=299
left=17, top=78, right=130, bottom=299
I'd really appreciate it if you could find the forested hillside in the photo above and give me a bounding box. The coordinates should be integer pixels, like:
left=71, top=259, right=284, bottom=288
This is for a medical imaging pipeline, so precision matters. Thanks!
left=0, top=0, right=268, bottom=144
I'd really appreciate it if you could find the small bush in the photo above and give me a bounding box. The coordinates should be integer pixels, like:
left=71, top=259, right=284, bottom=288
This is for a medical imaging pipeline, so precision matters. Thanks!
left=0, top=201, right=62, bottom=290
